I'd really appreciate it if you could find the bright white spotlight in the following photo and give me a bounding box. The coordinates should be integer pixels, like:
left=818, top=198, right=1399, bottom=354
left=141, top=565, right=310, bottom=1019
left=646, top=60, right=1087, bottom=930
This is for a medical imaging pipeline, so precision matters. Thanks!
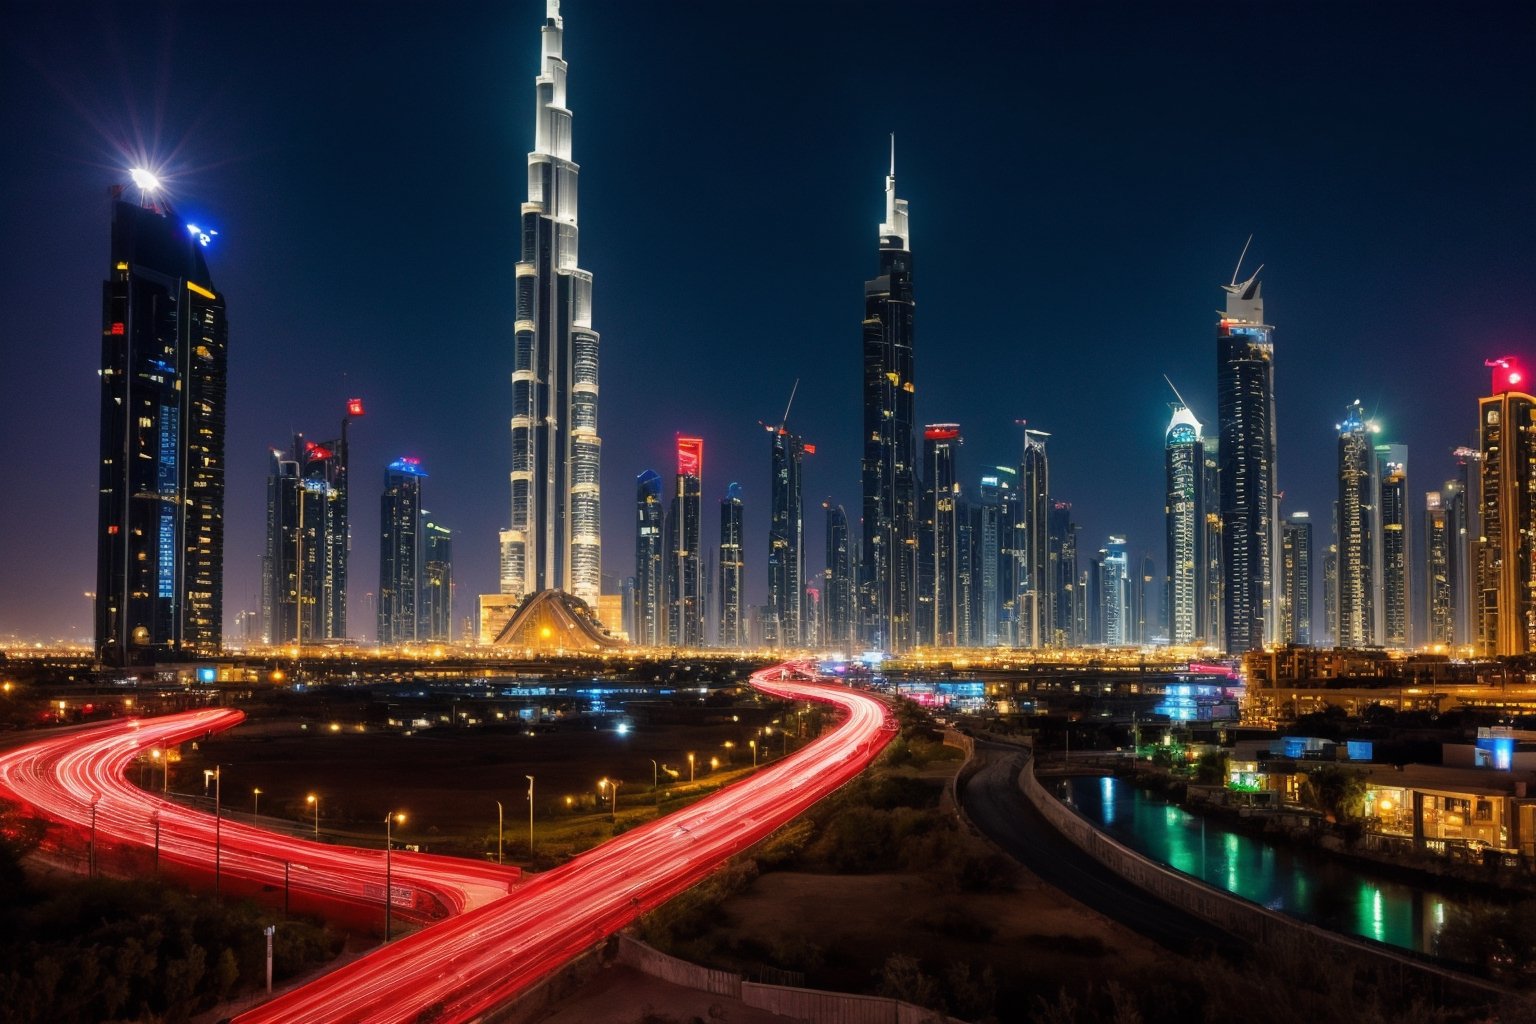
left=130, top=168, right=161, bottom=193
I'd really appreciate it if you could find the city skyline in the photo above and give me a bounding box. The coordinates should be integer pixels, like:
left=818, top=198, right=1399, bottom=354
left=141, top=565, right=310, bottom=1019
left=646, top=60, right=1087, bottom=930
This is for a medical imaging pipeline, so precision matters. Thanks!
left=3, top=1, right=1533, bottom=643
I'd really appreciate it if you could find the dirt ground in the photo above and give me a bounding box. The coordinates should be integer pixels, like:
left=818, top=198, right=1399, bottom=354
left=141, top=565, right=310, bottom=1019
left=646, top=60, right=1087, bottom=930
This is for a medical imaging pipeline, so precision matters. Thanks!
left=532, top=964, right=798, bottom=1024
left=181, top=710, right=794, bottom=862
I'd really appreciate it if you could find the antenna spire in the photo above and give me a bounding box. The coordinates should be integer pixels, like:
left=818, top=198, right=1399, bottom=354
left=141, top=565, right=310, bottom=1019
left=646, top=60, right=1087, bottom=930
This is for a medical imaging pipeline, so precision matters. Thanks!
left=1231, top=234, right=1253, bottom=287
left=889, top=133, right=896, bottom=177
left=1163, top=374, right=1190, bottom=409
left=780, top=379, right=800, bottom=431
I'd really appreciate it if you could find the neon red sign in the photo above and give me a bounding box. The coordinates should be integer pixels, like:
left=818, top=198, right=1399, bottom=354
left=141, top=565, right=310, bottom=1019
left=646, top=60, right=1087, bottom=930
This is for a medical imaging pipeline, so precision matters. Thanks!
left=676, top=437, right=703, bottom=477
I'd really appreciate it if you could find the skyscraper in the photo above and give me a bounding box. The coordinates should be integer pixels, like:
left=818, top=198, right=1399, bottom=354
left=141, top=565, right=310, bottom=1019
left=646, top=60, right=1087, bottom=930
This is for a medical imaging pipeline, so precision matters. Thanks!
left=1425, top=491, right=1453, bottom=646
left=1280, top=512, right=1313, bottom=645
left=1336, top=402, right=1379, bottom=648
left=633, top=470, right=664, bottom=646
left=769, top=427, right=809, bottom=647
left=422, top=519, right=453, bottom=642
left=859, top=140, right=917, bottom=652
left=1019, top=429, right=1051, bottom=648
left=666, top=437, right=704, bottom=648
left=719, top=483, right=745, bottom=648
left=1376, top=443, right=1409, bottom=648
left=1102, top=537, right=1130, bottom=645
left=262, top=430, right=351, bottom=646
left=822, top=501, right=853, bottom=652
left=1048, top=500, right=1078, bottom=647
left=919, top=425, right=960, bottom=647
left=1478, top=358, right=1536, bottom=656
left=500, top=0, right=602, bottom=612
left=1445, top=454, right=1476, bottom=646
left=976, top=477, right=1003, bottom=646
left=379, top=458, right=425, bottom=645
left=1215, top=253, right=1277, bottom=654
left=95, top=184, right=228, bottom=666
left=1164, top=401, right=1205, bottom=646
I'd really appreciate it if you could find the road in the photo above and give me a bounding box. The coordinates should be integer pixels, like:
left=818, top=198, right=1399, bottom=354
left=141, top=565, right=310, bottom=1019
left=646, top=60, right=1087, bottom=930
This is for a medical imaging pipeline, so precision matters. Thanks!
left=0, top=708, right=521, bottom=922
left=0, top=662, right=895, bottom=1023
left=958, top=739, right=1228, bottom=954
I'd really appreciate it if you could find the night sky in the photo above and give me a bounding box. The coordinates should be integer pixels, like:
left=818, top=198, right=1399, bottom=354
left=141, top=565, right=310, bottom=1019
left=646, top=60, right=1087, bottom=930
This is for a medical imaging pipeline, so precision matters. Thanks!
left=2, top=1, right=1532, bottom=644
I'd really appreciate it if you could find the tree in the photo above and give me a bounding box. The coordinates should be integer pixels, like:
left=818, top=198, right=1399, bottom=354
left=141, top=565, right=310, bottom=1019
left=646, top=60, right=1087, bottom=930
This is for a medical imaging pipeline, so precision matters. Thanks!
left=1299, top=765, right=1368, bottom=823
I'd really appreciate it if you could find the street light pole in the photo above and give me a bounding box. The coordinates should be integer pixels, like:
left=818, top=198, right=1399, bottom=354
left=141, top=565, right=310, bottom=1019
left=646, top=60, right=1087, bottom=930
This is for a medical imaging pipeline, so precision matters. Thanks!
left=496, top=800, right=504, bottom=866
left=526, top=775, right=535, bottom=856
left=213, top=766, right=222, bottom=896
left=750, top=739, right=757, bottom=767
left=253, top=787, right=262, bottom=819
left=384, top=811, right=405, bottom=941
left=688, top=752, right=695, bottom=783
left=88, top=794, right=100, bottom=877
left=649, top=759, right=658, bottom=792
left=307, top=793, right=319, bottom=840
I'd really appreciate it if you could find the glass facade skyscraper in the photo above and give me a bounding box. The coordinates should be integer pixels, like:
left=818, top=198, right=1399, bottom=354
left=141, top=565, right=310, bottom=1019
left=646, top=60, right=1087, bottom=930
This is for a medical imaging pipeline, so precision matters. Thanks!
left=1280, top=511, right=1313, bottom=645
left=769, top=429, right=808, bottom=647
left=501, top=0, right=602, bottom=611
left=1019, top=429, right=1051, bottom=648
left=633, top=470, right=663, bottom=646
left=1336, top=402, right=1378, bottom=647
left=719, top=482, right=745, bottom=648
left=422, top=519, right=453, bottom=642
left=1376, top=443, right=1409, bottom=648
left=918, top=425, right=959, bottom=647
left=262, top=431, right=349, bottom=645
left=1478, top=360, right=1536, bottom=656
left=822, top=501, right=852, bottom=652
left=1164, top=403, right=1205, bottom=645
left=95, top=193, right=228, bottom=666
left=859, top=142, right=916, bottom=652
left=666, top=437, right=704, bottom=647
left=379, top=458, right=425, bottom=645
left=1215, top=263, right=1277, bottom=654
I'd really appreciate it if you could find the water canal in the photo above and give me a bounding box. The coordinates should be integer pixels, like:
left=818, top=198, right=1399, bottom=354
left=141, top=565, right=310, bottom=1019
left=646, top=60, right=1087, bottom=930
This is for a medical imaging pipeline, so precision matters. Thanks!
left=1061, top=774, right=1457, bottom=957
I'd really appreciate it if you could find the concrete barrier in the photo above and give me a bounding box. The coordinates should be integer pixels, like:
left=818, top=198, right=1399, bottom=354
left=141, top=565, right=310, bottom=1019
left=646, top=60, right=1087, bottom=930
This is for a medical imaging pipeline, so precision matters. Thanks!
left=616, top=935, right=964, bottom=1024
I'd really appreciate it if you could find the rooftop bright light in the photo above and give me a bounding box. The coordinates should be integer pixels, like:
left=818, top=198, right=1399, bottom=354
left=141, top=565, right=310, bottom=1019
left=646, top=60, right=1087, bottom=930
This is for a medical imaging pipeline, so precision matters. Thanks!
left=129, top=168, right=160, bottom=192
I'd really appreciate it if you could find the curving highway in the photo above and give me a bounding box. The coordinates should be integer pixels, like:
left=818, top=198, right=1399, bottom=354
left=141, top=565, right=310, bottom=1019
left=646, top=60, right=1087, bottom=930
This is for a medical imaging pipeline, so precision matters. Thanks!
left=0, top=709, right=521, bottom=922
left=0, top=663, right=895, bottom=1023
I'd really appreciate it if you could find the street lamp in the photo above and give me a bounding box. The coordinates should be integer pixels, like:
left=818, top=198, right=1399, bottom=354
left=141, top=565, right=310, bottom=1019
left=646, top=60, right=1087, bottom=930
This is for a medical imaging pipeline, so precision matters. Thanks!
left=252, top=788, right=262, bottom=818
left=722, top=740, right=735, bottom=765
left=307, top=793, right=319, bottom=840
left=649, top=759, right=658, bottom=792
left=150, top=809, right=161, bottom=876
left=384, top=811, right=406, bottom=941
left=210, top=766, right=222, bottom=895
left=496, top=800, right=504, bottom=865
left=88, top=794, right=100, bottom=877
left=150, top=748, right=168, bottom=792
left=526, top=775, right=535, bottom=856
left=750, top=739, right=758, bottom=767
left=687, top=753, right=695, bottom=783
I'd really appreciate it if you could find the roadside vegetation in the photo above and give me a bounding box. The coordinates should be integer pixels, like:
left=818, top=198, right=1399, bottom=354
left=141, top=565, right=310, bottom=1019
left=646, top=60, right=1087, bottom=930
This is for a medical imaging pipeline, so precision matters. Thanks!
left=0, top=799, right=342, bottom=1024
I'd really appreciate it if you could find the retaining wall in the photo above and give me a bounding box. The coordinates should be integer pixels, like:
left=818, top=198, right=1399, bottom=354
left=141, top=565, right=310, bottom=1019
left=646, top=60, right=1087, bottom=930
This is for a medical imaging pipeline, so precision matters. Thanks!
left=615, top=935, right=962, bottom=1024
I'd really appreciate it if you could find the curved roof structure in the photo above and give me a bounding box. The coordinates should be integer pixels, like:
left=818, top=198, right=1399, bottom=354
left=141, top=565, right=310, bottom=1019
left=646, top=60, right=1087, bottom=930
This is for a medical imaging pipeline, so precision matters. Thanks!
left=490, top=588, right=624, bottom=651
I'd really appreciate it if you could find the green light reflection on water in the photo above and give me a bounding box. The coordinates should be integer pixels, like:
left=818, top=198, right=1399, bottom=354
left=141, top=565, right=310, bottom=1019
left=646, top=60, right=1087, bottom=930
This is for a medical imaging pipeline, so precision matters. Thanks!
left=1064, top=775, right=1454, bottom=957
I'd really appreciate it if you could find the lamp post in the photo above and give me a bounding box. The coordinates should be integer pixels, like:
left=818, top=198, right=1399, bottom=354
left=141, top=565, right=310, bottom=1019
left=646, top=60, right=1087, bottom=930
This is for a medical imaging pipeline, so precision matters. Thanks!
left=649, top=759, right=658, bottom=792
left=307, top=793, right=319, bottom=840
left=496, top=800, right=504, bottom=865
left=211, top=766, right=222, bottom=895
left=526, top=775, right=535, bottom=855
left=88, top=794, right=100, bottom=877
left=252, top=787, right=262, bottom=818
left=384, top=811, right=406, bottom=941
left=687, top=753, right=695, bottom=783
left=749, top=739, right=757, bottom=768
left=151, top=748, right=168, bottom=792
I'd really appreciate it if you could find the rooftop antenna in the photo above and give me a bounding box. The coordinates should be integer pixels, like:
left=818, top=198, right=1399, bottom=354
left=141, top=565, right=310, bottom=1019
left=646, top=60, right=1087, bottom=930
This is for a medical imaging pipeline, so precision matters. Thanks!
left=1163, top=374, right=1190, bottom=409
left=1230, top=234, right=1253, bottom=287
left=890, top=133, right=896, bottom=177
left=762, top=379, right=801, bottom=436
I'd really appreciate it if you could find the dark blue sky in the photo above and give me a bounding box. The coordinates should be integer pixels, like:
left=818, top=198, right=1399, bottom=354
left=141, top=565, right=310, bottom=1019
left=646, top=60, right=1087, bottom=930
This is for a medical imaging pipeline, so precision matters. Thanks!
left=2, top=1, right=1532, bottom=643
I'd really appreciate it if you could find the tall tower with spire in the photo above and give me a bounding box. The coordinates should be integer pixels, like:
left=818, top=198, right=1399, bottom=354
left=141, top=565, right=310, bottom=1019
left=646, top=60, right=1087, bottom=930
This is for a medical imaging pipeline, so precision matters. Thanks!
left=499, top=0, right=602, bottom=620
left=859, top=137, right=917, bottom=651
left=1215, top=241, right=1278, bottom=654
